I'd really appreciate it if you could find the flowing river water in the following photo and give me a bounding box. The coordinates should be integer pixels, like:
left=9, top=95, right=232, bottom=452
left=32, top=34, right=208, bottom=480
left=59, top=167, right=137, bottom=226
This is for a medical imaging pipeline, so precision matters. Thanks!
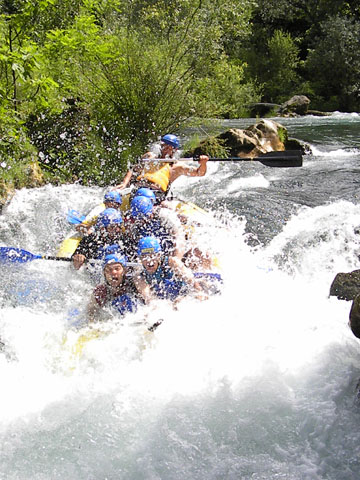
left=1, top=113, right=360, bottom=479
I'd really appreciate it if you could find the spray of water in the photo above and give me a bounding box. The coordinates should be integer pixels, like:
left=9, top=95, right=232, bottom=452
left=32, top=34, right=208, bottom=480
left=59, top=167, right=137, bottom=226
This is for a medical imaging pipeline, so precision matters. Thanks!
left=1, top=173, right=360, bottom=479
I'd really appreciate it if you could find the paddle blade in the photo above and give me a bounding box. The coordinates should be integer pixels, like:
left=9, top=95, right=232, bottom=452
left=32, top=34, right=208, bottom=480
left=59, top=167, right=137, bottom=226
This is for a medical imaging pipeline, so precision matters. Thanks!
left=208, top=150, right=303, bottom=167
left=257, top=150, right=303, bottom=167
left=67, top=209, right=86, bottom=224
left=0, top=247, right=42, bottom=263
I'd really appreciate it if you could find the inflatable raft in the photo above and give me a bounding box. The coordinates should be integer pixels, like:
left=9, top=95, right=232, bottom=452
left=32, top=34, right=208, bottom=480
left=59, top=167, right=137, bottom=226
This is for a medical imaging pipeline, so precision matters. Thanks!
left=57, top=195, right=219, bottom=263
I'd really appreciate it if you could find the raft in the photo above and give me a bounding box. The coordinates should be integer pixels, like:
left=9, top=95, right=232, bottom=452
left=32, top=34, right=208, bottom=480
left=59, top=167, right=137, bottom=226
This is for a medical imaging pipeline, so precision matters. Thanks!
left=62, top=320, right=155, bottom=366
left=57, top=196, right=216, bottom=260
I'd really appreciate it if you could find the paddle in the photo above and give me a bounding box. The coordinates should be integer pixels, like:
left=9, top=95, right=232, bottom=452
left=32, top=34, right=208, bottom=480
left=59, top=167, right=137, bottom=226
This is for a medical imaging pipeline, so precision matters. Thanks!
left=67, top=209, right=86, bottom=225
left=0, top=247, right=142, bottom=268
left=147, top=150, right=303, bottom=167
left=0, top=247, right=72, bottom=264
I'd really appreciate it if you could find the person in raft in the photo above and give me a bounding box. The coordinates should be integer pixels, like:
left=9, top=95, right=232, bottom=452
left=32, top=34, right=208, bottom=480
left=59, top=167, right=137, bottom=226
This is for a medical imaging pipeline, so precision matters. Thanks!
left=114, top=134, right=209, bottom=203
left=133, top=236, right=206, bottom=305
left=124, top=195, right=186, bottom=262
left=87, top=251, right=138, bottom=322
left=75, top=190, right=123, bottom=235
left=72, top=208, right=126, bottom=270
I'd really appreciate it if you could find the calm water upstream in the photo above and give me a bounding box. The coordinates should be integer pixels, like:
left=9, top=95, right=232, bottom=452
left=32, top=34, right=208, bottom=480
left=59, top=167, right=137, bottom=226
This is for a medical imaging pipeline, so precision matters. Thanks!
left=1, top=112, right=360, bottom=480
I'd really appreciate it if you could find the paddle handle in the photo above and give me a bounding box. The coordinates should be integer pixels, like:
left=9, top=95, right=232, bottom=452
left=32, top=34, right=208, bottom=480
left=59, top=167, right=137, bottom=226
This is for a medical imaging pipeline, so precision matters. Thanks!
left=143, top=150, right=302, bottom=163
left=43, top=256, right=140, bottom=266
left=42, top=255, right=72, bottom=262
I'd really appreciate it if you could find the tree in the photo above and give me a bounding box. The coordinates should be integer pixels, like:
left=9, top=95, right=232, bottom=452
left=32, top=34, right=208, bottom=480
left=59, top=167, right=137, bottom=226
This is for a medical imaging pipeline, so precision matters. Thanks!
left=305, top=15, right=360, bottom=111
left=43, top=0, right=258, bottom=180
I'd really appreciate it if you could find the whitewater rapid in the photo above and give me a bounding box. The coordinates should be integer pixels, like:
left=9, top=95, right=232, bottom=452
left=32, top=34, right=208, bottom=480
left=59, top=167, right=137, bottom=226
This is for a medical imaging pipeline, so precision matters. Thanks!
left=2, top=114, right=360, bottom=478
left=1, top=183, right=360, bottom=479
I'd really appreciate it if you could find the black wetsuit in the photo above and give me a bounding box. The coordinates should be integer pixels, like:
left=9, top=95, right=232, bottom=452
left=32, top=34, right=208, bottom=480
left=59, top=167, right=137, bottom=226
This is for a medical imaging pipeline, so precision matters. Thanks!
left=73, top=230, right=127, bottom=261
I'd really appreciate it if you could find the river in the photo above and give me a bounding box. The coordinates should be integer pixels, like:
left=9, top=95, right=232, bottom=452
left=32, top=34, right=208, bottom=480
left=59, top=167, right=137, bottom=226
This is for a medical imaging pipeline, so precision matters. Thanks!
left=1, top=112, right=360, bottom=479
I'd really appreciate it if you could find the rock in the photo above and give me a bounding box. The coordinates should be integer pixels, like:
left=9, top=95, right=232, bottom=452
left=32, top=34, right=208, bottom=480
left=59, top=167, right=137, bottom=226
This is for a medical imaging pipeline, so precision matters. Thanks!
left=25, top=160, right=44, bottom=187
left=0, top=181, right=15, bottom=212
left=217, top=128, right=260, bottom=155
left=279, top=95, right=311, bottom=116
left=349, top=293, right=360, bottom=338
left=329, top=269, right=360, bottom=301
left=188, top=119, right=293, bottom=158
left=284, top=137, right=311, bottom=154
left=0, top=160, right=44, bottom=212
left=307, top=110, right=332, bottom=117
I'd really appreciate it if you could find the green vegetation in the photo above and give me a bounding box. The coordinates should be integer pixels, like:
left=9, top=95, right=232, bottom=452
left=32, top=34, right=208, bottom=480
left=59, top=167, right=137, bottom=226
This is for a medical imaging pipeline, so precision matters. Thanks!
left=0, top=0, right=359, bottom=196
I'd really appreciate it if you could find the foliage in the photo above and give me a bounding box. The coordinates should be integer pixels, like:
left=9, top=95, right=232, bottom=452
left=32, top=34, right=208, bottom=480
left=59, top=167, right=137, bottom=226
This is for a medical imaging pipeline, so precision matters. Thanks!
left=264, top=30, right=301, bottom=102
left=193, top=57, right=261, bottom=118
left=41, top=0, right=258, bottom=179
left=189, top=135, right=230, bottom=158
left=1, top=0, right=360, bottom=199
left=305, top=15, right=360, bottom=111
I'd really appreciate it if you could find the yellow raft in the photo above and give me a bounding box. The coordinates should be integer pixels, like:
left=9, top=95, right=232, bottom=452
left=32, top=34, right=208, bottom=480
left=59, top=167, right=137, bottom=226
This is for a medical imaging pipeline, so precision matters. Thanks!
left=62, top=322, right=155, bottom=367
left=57, top=196, right=214, bottom=259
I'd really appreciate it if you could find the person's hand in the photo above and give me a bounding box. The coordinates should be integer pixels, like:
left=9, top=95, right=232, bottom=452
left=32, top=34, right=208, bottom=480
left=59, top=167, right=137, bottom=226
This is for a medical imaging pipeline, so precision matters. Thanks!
left=75, top=224, right=91, bottom=235
left=72, top=253, right=86, bottom=270
left=198, top=155, right=209, bottom=164
left=112, top=184, right=125, bottom=191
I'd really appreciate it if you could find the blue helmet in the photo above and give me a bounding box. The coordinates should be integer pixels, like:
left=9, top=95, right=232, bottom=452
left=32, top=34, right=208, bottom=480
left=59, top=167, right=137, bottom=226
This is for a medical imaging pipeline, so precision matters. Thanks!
left=130, top=196, right=153, bottom=218
left=161, top=134, right=180, bottom=149
left=103, top=253, right=127, bottom=267
left=96, top=208, right=123, bottom=227
left=135, top=188, right=156, bottom=204
left=138, top=236, right=162, bottom=256
left=105, top=244, right=122, bottom=255
left=104, top=190, right=122, bottom=205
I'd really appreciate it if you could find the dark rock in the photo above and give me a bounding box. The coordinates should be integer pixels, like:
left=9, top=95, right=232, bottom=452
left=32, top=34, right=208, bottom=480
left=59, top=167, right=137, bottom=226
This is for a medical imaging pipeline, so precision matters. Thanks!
left=284, top=138, right=312, bottom=154
left=279, top=95, right=311, bottom=116
left=349, top=293, right=360, bottom=338
left=329, top=269, right=360, bottom=301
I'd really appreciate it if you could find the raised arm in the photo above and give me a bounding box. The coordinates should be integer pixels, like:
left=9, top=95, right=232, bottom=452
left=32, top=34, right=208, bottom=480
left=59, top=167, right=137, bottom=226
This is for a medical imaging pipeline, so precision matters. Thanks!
left=114, top=169, right=133, bottom=190
left=170, top=155, right=208, bottom=182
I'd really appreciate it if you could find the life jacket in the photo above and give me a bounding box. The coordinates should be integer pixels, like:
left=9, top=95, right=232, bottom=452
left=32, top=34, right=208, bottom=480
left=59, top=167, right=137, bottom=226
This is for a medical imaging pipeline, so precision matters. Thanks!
left=111, top=294, right=137, bottom=316
left=94, top=283, right=138, bottom=316
left=137, top=162, right=171, bottom=192
left=143, top=257, right=187, bottom=301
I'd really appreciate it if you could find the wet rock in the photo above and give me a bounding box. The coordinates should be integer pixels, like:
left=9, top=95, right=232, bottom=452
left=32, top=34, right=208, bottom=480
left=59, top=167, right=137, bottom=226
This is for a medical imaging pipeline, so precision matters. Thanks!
left=329, top=269, right=360, bottom=301
left=189, top=119, right=299, bottom=158
left=285, top=138, right=311, bottom=154
left=349, top=293, right=360, bottom=338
